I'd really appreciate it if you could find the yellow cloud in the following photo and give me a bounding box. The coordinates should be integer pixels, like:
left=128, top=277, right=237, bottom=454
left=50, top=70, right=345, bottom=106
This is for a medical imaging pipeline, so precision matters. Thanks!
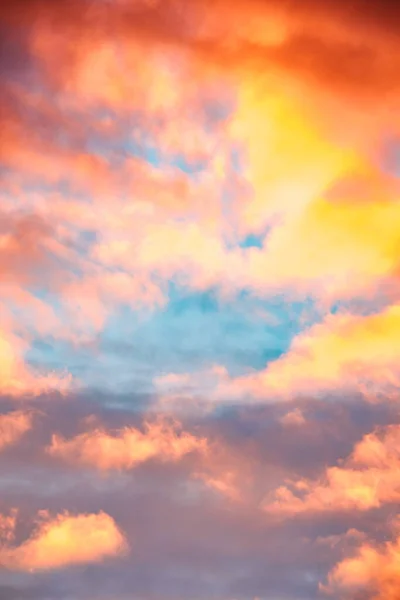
left=0, top=511, right=128, bottom=572
left=225, top=304, right=400, bottom=400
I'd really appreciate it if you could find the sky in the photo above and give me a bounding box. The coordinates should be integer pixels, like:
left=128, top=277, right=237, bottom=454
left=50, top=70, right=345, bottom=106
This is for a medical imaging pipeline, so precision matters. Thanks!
left=1, top=0, right=400, bottom=598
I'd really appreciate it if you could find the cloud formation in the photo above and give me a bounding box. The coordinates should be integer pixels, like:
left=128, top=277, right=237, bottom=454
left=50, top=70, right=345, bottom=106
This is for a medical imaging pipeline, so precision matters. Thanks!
left=1, top=0, right=400, bottom=598
left=0, top=511, right=127, bottom=572
left=324, top=526, right=400, bottom=599
left=264, top=424, right=400, bottom=518
left=223, top=305, right=400, bottom=401
left=47, top=418, right=208, bottom=470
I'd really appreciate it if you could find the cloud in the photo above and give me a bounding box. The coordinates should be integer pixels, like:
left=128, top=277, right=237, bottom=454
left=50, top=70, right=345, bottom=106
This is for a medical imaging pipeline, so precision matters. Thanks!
left=6, top=0, right=400, bottom=102
left=323, top=525, right=400, bottom=599
left=0, top=510, right=128, bottom=572
left=0, top=510, right=18, bottom=544
left=2, top=0, right=400, bottom=318
left=222, top=304, right=400, bottom=401
left=2, top=1, right=400, bottom=597
left=0, top=211, right=57, bottom=287
left=0, top=393, right=396, bottom=600
left=242, top=193, right=400, bottom=298
left=280, top=409, right=306, bottom=427
left=0, top=410, right=33, bottom=450
left=194, top=469, right=244, bottom=503
left=0, top=327, right=72, bottom=397
left=263, top=424, right=400, bottom=518
left=47, top=418, right=208, bottom=470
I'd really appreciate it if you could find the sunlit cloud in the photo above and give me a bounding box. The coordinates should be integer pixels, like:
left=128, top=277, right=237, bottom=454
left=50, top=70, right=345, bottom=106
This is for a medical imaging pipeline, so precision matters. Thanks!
left=323, top=525, right=400, bottom=599
left=264, top=424, right=400, bottom=517
left=223, top=305, right=400, bottom=401
left=0, top=511, right=128, bottom=572
left=2, top=0, right=400, bottom=597
left=47, top=418, right=208, bottom=470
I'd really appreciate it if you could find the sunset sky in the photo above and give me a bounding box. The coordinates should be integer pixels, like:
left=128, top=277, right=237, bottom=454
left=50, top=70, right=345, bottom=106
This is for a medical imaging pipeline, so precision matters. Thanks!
left=1, top=1, right=400, bottom=599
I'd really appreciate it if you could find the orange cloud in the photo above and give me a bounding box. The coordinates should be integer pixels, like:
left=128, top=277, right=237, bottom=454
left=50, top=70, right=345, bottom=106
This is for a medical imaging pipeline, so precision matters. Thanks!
left=47, top=418, right=208, bottom=470
left=323, top=526, right=400, bottom=599
left=263, top=424, right=400, bottom=518
left=0, top=410, right=33, bottom=450
left=3, top=0, right=400, bottom=313
left=0, top=511, right=128, bottom=572
left=16, top=0, right=400, bottom=106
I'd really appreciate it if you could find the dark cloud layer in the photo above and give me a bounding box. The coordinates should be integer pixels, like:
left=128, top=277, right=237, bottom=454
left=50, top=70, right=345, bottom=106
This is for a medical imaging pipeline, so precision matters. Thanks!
left=0, top=393, right=398, bottom=598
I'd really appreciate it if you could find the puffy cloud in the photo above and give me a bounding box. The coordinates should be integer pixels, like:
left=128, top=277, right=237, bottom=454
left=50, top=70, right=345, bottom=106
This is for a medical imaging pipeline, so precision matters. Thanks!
left=323, top=527, right=400, bottom=599
left=0, top=510, right=128, bottom=572
left=47, top=418, right=208, bottom=470
left=263, top=424, right=400, bottom=518
left=46, top=408, right=253, bottom=504
left=223, top=304, right=400, bottom=401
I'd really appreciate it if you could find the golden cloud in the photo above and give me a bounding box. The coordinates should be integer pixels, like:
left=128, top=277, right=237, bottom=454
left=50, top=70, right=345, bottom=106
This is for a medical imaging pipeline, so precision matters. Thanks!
left=0, top=511, right=128, bottom=572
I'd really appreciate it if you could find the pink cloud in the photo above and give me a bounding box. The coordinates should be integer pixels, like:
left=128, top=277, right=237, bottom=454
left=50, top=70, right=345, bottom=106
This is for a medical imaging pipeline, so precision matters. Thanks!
left=323, top=524, right=400, bottom=599
left=0, top=410, right=33, bottom=450
left=263, top=424, right=400, bottom=518
left=47, top=418, right=208, bottom=470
